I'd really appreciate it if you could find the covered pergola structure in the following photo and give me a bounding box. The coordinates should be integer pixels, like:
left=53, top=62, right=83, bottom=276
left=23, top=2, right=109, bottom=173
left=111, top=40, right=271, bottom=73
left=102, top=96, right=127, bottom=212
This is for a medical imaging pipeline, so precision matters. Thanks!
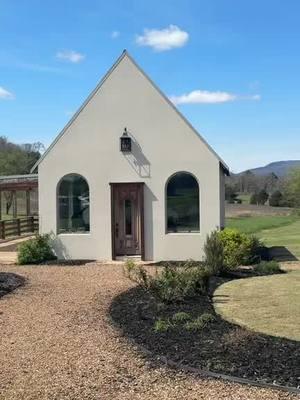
left=0, top=174, right=38, bottom=220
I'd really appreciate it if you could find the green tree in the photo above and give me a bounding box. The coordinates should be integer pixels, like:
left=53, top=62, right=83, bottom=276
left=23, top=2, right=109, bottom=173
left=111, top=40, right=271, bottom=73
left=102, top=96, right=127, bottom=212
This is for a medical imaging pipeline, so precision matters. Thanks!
left=225, top=184, right=238, bottom=203
left=0, top=137, right=43, bottom=175
left=264, top=172, right=279, bottom=192
left=269, top=190, right=283, bottom=207
left=284, top=168, right=300, bottom=207
left=257, top=189, right=269, bottom=205
left=250, top=192, right=259, bottom=205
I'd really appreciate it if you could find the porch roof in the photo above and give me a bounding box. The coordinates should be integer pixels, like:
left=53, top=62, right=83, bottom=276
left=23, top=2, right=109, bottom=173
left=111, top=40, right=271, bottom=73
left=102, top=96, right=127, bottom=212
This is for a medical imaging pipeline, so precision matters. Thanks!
left=0, top=174, right=38, bottom=191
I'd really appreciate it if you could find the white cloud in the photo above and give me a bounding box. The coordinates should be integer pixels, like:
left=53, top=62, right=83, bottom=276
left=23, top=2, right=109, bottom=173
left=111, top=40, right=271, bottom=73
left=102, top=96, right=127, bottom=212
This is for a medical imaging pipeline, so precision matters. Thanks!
left=111, top=31, right=120, bottom=39
left=170, top=90, right=261, bottom=105
left=0, top=86, right=14, bottom=100
left=136, top=25, right=189, bottom=51
left=56, top=50, right=85, bottom=63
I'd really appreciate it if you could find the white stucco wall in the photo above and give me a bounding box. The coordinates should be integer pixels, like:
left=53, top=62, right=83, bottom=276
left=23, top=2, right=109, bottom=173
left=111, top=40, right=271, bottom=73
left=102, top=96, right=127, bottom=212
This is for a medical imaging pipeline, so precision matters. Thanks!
left=38, top=53, right=226, bottom=261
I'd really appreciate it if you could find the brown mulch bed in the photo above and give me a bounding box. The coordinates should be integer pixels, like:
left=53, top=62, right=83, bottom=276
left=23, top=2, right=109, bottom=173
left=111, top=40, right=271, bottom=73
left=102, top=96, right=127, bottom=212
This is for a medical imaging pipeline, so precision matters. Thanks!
left=109, top=277, right=300, bottom=389
left=0, top=264, right=298, bottom=400
left=0, top=272, right=25, bottom=297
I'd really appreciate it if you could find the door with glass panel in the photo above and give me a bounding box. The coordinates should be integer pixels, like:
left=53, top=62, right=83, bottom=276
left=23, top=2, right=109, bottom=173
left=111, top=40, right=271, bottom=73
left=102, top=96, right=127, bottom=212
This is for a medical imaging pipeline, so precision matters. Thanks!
left=111, top=183, right=144, bottom=258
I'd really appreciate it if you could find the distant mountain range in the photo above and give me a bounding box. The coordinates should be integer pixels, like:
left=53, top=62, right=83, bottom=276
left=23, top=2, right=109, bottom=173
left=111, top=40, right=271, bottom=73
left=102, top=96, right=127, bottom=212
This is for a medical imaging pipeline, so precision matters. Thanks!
left=238, top=160, right=300, bottom=177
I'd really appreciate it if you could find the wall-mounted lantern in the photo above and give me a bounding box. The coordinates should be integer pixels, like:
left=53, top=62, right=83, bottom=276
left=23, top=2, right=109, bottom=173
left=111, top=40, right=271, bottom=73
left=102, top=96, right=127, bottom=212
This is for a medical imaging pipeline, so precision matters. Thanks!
left=120, top=127, right=132, bottom=152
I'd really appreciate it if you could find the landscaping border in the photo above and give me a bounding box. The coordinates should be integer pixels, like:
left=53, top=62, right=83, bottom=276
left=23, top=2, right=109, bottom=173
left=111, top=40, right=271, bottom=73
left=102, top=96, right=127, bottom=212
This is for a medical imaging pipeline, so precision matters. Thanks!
left=107, top=314, right=300, bottom=395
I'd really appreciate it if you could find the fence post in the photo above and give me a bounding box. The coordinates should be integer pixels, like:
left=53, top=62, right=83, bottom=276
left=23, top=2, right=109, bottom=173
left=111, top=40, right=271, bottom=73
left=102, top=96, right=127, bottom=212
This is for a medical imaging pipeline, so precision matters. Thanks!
left=31, top=216, right=35, bottom=232
left=12, top=190, right=17, bottom=219
left=17, top=218, right=21, bottom=236
left=1, top=220, right=5, bottom=239
left=26, top=190, right=31, bottom=216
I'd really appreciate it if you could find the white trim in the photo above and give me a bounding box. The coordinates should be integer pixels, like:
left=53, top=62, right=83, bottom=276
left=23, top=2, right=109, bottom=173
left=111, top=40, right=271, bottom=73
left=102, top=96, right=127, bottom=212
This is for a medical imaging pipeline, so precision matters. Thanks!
left=57, top=233, right=91, bottom=236
left=31, top=50, right=229, bottom=173
left=166, top=232, right=202, bottom=236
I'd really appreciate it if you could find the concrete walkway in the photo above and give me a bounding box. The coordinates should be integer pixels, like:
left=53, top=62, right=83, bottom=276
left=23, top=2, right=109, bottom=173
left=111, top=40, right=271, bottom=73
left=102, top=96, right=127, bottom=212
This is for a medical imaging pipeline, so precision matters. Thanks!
left=0, top=236, right=32, bottom=263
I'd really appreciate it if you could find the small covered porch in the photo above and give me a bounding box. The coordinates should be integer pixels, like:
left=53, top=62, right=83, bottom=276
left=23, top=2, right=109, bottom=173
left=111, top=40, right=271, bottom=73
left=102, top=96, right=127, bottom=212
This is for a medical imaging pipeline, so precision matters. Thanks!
left=0, top=174, right=39, bottom=239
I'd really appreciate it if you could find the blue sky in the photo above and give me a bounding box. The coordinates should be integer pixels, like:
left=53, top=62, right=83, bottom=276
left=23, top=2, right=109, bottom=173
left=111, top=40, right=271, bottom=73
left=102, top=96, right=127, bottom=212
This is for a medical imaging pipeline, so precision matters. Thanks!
left=0, top=0, right=299, bottom=172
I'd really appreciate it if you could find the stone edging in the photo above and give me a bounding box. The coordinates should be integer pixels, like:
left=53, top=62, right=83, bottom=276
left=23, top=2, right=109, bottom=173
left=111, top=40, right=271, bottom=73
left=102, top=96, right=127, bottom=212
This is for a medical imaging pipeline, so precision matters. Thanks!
left=108, top=315, right=300, bottom=395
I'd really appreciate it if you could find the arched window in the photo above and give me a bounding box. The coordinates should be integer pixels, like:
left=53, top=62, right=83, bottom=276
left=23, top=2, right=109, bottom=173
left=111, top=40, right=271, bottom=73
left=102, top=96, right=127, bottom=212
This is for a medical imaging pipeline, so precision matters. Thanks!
left=57, top=174, right=90, bottom=233
left=166, top=172, right=199, bottom=233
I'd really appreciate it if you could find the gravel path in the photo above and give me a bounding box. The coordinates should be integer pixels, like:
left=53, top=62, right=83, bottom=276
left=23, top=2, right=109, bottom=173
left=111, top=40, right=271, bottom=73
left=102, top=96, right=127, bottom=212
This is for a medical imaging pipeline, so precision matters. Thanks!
left=0, top=264, right=298, bottom=400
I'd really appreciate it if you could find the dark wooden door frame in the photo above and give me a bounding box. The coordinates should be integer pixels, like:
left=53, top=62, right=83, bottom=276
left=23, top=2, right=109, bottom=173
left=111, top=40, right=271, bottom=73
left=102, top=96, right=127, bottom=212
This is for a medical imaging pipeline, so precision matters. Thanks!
left=110, top=182, right=145, bottom=261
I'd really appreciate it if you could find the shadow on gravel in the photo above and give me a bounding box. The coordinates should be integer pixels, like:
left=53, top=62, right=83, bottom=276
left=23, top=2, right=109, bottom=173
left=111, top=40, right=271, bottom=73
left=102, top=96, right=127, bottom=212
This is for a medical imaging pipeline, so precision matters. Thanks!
left=0, top=272, right=25, bottom=298
left=109, top=284, right=300, bottom=389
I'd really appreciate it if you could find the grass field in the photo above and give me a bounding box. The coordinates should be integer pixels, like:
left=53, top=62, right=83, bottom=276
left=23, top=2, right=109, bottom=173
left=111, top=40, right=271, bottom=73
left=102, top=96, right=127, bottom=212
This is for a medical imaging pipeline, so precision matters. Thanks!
left=226, top=214, right=300, bottom=259
left=214, top=265, right=300, bottom=341
left=237, top=193, right=251, bottom=204
left=259, top=219, right=300, bottom=259
left=226, top=214, right=298, bottom=234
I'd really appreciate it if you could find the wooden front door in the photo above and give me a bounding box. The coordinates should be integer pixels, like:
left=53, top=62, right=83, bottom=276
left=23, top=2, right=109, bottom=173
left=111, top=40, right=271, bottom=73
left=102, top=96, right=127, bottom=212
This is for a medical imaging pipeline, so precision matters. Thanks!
left=110, top=183, right=144, bottom=259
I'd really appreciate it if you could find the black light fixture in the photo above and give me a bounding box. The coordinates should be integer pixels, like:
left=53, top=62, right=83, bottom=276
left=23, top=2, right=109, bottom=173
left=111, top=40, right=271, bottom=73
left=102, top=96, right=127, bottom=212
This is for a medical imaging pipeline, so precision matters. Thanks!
left=120, top=127, right=132, bottom=152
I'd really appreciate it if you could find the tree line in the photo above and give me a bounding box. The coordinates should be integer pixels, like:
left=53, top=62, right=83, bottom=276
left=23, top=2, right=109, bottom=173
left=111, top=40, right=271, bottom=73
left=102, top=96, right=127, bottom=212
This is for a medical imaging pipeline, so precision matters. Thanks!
left=0, top=136, right=43, bottom=215
left=226, top=169, right=300, bottom=208
left=0, top=136, right=43, bottom=175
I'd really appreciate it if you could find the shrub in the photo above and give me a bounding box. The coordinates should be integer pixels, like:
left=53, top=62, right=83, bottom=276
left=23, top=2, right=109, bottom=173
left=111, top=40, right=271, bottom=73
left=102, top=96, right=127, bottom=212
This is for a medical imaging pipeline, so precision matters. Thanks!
left=204, top=230, right=224, bottom=275
left=151, top=264, right=210, bottom=303
left=250, top=193, right=259, bottom=205
left=17, top=234, right=56, bottom=265
left=124, top=261, right=210, bottom=303
left=172, top=312, right=191, bottom=324
left=154, top=318, right=171, bottom=333
left=257, top=189, right=269, bottom=205
left=269, top=190, right=284, bottom=207
left=254, top=261, right=282, bottom=275
left=249, top=190, right=268, bottom=205
left=184, top=313, right=216, bottom=332
left=219, top=228, right=260, bottom=269
left=124, top=260, right=151, bottom=289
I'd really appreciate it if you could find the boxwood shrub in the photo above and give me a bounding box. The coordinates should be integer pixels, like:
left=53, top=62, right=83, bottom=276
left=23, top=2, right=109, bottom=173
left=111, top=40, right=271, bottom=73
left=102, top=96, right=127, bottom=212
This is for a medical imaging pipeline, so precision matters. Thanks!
left=18, top=234, right=56, bottom=265
left=218, top=228, right=261, bottom=269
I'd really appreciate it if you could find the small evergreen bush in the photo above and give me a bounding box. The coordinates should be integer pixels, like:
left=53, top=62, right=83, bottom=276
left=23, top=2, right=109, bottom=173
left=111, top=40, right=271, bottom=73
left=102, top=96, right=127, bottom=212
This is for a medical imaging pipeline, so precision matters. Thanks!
left=17, top=234, right=56, bottom=265
left=154, top=318, right=171, bottom=333
left=184, top=313, right=216, bottom=332
left=204, top=230, right=224, bottom=275
left=219, top=228, right=260, bottom=269
left=172, top=312, right=191, bottom=324
left=254, top=261, right=282, bottom=275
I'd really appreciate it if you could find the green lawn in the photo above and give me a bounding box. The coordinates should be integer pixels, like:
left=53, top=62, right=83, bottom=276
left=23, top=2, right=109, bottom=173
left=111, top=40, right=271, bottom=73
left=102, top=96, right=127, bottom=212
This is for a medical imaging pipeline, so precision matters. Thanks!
left=213, top=266, right=300, bottom=341
left=259, top=219, right=300, bottom=259
left=226, top=214, right=300, bottom=260
left=226, top=214, right=298, bottom=234
left=237, top=193, right=251, bottom=204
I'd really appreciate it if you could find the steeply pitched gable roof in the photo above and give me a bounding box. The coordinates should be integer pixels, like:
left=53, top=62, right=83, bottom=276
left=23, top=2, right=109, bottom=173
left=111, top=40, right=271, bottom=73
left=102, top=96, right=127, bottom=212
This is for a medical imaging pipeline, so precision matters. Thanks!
left=31, top=50, right=229, bottom=175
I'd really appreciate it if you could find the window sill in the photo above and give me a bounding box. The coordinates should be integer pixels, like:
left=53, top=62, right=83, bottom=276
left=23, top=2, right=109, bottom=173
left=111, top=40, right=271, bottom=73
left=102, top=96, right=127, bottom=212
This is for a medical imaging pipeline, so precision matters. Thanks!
left=166, top=232, right=201, bottom=236
left=57, top=232, right=91, bottom=236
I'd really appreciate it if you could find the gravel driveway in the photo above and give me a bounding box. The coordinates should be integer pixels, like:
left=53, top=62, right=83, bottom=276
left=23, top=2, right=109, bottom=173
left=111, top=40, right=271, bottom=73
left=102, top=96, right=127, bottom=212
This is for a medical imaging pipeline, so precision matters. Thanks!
left=0, top=263, right=298, bottom=400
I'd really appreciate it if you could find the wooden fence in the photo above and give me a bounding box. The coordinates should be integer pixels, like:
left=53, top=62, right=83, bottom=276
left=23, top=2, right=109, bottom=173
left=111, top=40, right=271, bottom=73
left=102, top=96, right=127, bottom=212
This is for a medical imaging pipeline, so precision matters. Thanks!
left=0, top=216, right=38, bottom=240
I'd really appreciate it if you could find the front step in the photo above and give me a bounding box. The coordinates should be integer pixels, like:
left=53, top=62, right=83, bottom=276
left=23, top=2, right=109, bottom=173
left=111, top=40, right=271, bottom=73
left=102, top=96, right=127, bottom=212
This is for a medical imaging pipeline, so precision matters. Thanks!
left=115, top=255, right=142, bottom=262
